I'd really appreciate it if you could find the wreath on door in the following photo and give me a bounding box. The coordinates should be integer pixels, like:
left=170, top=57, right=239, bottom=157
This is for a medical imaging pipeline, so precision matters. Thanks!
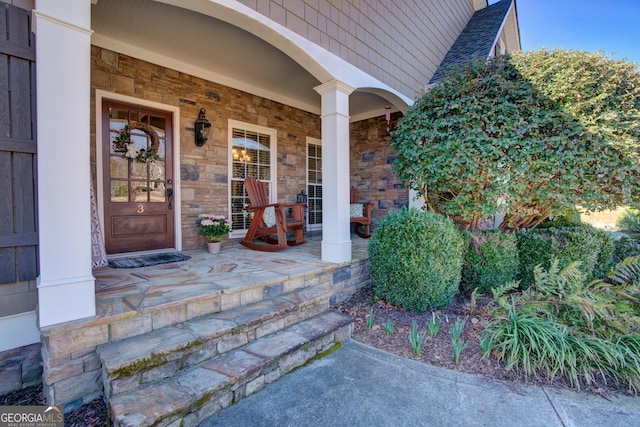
left=112, top=122, right=160, bottom=163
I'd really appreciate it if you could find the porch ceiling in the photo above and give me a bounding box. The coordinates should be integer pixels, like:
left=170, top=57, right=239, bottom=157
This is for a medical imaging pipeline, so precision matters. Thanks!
left=91, top=0, right=391, bottom=119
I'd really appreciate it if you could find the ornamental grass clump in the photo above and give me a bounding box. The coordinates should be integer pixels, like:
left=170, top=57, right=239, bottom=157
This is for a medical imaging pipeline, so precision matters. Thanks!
left=368, top=207, right=464, bottom=313
left=481, top=256, right=640, bottom=393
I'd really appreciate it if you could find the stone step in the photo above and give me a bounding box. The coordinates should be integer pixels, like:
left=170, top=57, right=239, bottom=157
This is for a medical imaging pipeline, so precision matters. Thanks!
left=97, top=284, right=331, bottom=397
left=109, top=311, right=353, bottom=427
left=94, top=261, right=332, bottom=347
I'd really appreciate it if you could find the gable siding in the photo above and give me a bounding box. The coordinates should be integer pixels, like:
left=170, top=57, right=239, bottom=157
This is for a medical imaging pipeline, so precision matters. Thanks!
left=0, top=2, right=38, bottom=317
left=237, top=0, right=474, bottom=96
left=501, top=7, right=520, bottom=52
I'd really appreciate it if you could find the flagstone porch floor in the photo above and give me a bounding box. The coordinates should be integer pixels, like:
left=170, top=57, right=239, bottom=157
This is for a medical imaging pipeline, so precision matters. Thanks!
left=92, top=235, right=370, bottom=320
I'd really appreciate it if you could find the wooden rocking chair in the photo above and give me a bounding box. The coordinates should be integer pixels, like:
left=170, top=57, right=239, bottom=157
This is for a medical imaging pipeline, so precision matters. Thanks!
left=240, top=177, right=307, bottom=251
left=350, top=186, right=374, bottom=238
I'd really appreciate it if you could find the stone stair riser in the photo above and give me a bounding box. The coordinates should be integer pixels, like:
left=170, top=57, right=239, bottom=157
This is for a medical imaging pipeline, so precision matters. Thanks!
left=100, top=288, right=332, bottom=397
left=178, top=324, right=352, bottom=427
left=110, top=314, right=352, bottom=427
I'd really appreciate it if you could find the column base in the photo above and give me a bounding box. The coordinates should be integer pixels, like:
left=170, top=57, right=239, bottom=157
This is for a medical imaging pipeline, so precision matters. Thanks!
left=37, top=276, right=96, bottom=327
left=321, top=239, right=352, bottom=263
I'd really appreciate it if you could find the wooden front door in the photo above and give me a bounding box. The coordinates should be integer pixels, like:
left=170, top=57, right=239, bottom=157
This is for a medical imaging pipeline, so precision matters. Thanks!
left=102, top=100, right=174, bottom=254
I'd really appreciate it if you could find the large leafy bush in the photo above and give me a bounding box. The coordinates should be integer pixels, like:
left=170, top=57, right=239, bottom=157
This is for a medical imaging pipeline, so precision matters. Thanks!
left=461, top=231, right=519, bottom=294
left=368, top=207, right=463, bottom=313
left=516, top=224, right=614, bottom=287
left=390, top=50, right=640, bottom=231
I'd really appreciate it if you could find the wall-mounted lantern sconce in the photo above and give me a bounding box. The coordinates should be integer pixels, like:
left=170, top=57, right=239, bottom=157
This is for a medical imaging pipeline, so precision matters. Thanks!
left=194, top=108, right=211, bottom=147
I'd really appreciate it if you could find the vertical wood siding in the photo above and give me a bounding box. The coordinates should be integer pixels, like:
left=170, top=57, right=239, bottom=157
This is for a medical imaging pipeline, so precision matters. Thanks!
left=0, top=2, right=37, bottom=316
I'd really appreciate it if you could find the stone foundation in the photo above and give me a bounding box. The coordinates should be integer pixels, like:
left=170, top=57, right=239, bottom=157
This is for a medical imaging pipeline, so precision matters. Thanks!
left=0, top=342, right=42, bottom=396
left=40, top=255, right=369, bottom=410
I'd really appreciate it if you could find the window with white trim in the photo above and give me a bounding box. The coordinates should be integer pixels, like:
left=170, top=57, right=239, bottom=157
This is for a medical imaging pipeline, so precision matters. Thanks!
left=307, top=137, right=322, bottom=230
left=228, top=120, right=276, bottom=236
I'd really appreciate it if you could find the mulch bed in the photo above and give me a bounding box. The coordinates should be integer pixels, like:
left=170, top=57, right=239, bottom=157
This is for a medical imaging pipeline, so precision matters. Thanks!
left=0, top=385, right=107, bottom=427
left=332, top=285, right=631, bottom=397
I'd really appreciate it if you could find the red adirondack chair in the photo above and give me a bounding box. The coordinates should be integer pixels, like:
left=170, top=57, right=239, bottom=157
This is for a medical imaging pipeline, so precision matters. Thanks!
left=350, top=186, right=374, bottom=238
left=240, top=177, right=306, bottom=251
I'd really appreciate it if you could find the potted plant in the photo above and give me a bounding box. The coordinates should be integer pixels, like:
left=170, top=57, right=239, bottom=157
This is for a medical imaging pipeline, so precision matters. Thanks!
left=197, top=214, right=231, bottom=253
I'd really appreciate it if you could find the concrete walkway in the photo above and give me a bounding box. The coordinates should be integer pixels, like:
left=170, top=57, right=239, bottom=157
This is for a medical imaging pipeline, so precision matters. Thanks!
left=201, top=340, right=640, bottom=427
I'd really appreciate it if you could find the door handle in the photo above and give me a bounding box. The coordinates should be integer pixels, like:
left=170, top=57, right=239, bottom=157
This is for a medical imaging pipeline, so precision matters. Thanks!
left=166, top=187, right=174, bottom=210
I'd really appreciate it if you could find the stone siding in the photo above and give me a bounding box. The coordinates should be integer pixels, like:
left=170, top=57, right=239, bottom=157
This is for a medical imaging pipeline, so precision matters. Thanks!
left=350, top=112, right=408, bottom=229
left=0, top=342, right=42, bottom=396
left=237, top=0, right=474, bottom=97
left=90, top=46, right=321, bottom=251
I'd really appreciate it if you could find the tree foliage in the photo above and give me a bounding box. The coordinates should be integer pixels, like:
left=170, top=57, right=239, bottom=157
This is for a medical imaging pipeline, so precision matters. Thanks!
left=390, top=50, right=640, bottom=231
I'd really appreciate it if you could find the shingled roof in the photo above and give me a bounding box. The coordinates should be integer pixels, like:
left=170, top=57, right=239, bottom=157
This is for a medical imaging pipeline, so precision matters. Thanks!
left=429, top=0, right=513, bottom=83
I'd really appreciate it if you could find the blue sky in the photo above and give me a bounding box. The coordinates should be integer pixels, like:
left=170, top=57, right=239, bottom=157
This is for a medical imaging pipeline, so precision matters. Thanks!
left=508, top=0, right=640, bottom=65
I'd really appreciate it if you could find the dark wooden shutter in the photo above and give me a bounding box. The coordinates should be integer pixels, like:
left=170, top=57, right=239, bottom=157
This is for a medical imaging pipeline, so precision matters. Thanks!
left=0, top=3, right=37, bottom=293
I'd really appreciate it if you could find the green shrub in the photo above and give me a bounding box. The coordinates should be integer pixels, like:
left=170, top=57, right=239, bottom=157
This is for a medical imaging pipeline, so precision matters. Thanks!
left=368, top=207, right=463, bottom=313
left=516, top=224, right=614, bottom=287
left=461, top=231, right=519, bottom=294
left=616, top=208, right=640, bottom=232
left=514, top=231, right=552, bottom=288
left=592, top=229, right=616, bottom=279
left=613, top=235, right=640, bottom=264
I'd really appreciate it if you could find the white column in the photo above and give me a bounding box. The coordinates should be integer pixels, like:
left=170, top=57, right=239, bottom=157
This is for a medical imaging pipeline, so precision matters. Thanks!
left=34, top=0, right=96, bottom=327
left=314, top=80, right=355, bottom=263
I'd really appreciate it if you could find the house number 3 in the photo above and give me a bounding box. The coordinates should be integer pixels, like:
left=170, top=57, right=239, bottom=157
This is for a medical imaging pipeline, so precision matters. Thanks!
left=137, top=205, right=144, bottom=214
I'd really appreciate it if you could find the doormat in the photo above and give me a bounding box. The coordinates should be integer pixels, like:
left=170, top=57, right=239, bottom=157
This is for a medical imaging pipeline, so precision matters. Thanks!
left=109, top=252, right=191, bottom=269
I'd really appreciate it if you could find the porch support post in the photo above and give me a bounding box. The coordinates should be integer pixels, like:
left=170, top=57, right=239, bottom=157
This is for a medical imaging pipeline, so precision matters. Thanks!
left=34, top=0, right=96, bottom=327
left=314, top=80, right=355, bottom=263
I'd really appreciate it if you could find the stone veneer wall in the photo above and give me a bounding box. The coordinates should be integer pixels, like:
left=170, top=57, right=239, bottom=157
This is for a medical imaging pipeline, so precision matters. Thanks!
left=350, top=112, right=408, bottom=228
left=90, top=46, right=321, bottom=251
left=0, top=343, right=42, bottom=396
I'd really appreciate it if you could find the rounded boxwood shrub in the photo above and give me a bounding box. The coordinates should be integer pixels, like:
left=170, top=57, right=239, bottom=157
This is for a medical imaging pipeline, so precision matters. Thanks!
left=516, top=224, right=615, bottom=288
left=461, top=231, right=520, bottom=294
left=368, top=207, right=464, bottom=313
